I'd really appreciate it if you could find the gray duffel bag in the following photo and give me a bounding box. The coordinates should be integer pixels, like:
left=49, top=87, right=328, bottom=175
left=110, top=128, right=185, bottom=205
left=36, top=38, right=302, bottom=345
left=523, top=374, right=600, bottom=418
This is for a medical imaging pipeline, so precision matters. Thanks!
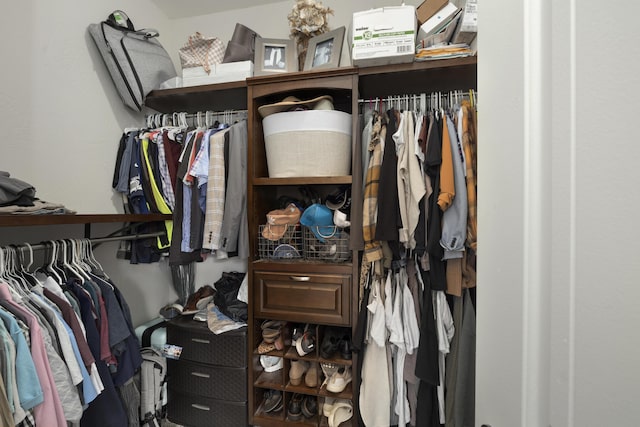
left=89, top=10, right=176, bottom=111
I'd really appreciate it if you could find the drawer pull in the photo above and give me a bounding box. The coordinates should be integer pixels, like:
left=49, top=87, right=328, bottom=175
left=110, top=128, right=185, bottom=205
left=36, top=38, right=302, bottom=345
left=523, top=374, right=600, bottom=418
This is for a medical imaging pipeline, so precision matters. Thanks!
left=191, top=403, right=211, bottom=411
left=191, top=338, right=210, bottom=344
left=191, top=371, right=211, bottom=379
left=290, top=276, right=311, bottom=282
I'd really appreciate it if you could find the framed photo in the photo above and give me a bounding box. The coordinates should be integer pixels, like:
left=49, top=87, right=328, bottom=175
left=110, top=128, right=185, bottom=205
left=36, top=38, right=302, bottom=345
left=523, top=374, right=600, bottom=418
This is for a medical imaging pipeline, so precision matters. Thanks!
left=255, top=38, right=298, bottom=76
left=303, top=26, right=346, bottom=71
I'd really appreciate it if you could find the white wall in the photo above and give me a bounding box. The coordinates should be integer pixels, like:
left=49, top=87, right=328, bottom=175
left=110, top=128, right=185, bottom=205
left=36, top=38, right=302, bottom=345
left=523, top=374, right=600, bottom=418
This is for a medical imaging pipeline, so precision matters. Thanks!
left=161, top=0, right=424, bottom=73
left=478, top=0, right=640, bottom=426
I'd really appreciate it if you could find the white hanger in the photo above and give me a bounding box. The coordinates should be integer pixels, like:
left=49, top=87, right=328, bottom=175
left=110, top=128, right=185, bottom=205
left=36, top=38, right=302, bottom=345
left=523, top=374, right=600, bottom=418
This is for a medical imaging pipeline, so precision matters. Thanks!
left=69, top=240, right=91, bottom=282
left=85, top=238, right=108, bottom=279
left=45, top=241, right=63, bottom=284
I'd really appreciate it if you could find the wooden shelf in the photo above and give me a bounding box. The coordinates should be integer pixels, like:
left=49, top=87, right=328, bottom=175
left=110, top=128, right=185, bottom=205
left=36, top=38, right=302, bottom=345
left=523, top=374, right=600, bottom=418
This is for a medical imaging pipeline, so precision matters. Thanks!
left=144, top=57, right=476, bottom=114
left=0, top=213, right=171, bottom=227
left=253, top=176, right=352, bottom=186
left=358, top=56, right=477, bottom=98
left=145, top=80, right=247, bottom=113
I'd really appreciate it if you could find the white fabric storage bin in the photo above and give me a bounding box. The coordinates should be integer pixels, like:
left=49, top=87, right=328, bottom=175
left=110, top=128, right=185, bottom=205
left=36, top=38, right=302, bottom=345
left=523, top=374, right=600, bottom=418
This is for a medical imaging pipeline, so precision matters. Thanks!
left=262, top=110, right=352, bottom=177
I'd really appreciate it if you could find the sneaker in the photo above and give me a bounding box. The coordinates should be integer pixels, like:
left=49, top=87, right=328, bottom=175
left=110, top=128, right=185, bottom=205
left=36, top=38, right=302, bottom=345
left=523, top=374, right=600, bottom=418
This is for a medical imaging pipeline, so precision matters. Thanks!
left=260, top=355, right=283, bottom=373
left=322, top=396, right=336, bottom=417
left=320, top=362, right=339, bottom=385
left=302, top=395, right=318, bottom=418
left=263, top=389, right=282, bottom=413
left=328, top=400, right=353, bottom=427
left=295, top=325, right=316, bottom=357
left=288, top=393, right=304, bottom=421
left=319, top=328, right=340, bottom=359
left=326, top=366, right=352, bottom=393
left=338, top=334, right=352, bottom=360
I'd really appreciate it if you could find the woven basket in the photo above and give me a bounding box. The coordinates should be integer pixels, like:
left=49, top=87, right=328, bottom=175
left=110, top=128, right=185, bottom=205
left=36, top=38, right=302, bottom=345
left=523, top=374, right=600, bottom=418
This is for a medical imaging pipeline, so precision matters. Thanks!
left=263, top=110, right=352, bottom=177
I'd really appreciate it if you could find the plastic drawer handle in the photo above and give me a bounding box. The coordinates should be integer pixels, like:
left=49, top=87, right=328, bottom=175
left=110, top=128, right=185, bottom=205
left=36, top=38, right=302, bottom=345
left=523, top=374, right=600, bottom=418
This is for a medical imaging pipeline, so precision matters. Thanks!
left=191, top=338, right=210, bottom=344
left=191, top=372, right=210, bottom=378
left=290, top=276, right=311, bottom=282
left=191, top=403, right=211, bottom=411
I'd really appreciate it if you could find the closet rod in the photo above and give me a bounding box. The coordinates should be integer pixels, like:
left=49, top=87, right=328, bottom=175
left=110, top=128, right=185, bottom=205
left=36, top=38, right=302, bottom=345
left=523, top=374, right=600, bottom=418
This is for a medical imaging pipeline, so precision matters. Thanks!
left=145, top=109, right=248, bottom=128
left=11, top=231, right=166, bottom=253
left=357, top=90, right=478, bottom=104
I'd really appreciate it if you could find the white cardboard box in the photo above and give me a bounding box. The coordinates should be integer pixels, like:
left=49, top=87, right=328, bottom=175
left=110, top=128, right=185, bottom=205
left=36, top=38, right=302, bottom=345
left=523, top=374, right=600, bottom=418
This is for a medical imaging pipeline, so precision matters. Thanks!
left=182, top=61, right=254, bottom=87
left=452, top=0, right=477, bottom=45
left=351, top=5, right=417, bottom=67
left=417, top=2, right=460, bottom=42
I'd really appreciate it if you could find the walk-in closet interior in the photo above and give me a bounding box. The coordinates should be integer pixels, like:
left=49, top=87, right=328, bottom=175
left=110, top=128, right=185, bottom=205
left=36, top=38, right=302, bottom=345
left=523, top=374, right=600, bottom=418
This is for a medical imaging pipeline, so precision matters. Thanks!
left=3, top=0, right=639, bottom=427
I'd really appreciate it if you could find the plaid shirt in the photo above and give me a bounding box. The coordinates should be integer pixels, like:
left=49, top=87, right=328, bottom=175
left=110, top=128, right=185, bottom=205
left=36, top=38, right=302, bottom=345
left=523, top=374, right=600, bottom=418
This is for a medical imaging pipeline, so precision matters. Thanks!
left=362, top=113, right=386, bottom=263
left=155, top=132, right=176, bottom=211
left=202, top=129, right=229, bottom=251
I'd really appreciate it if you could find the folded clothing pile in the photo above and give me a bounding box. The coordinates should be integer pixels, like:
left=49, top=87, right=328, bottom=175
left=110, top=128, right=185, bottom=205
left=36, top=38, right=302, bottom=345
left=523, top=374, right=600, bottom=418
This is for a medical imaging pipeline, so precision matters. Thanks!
left=0, top=171, right=75, bottom=214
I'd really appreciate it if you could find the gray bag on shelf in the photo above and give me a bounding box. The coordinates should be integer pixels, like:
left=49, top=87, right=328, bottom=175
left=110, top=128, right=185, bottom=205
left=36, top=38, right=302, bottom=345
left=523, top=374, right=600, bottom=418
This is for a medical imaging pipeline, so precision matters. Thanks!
left=88, top=10, right=177, bottom=111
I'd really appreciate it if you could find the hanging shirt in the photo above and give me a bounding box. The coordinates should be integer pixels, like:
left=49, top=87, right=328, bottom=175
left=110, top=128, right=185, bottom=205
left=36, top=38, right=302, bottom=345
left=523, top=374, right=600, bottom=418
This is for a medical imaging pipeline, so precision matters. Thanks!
left=218, top=121, right=248, bottom=255
left=362, top=114, right=386, bottom=263
left=0, top=306, right=43, bottom=412
left=396, top=110, right=426, bottom=249
left=0, top=283, right=66, bottom=427
left=440, top=113, right=468, bottom=260
left=202, top=127, right=231, bottom=251
left=155, top=132, right=176, bottom=210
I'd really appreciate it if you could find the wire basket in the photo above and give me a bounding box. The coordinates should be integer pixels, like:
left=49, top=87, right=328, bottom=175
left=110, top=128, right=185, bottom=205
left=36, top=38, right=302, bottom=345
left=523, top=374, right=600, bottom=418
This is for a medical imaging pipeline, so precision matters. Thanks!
left=303, top=227, right=351, bottom=262
left=258, top=225, right=303, bottom=260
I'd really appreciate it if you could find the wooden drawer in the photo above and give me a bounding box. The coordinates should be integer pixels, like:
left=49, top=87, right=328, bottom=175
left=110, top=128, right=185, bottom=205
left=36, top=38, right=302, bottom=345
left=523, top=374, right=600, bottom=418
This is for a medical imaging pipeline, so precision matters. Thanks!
left=253, top=270, right=351, bottom=325
left=167, top=317, right=247, bottom=367
left=167, top=389, right=247, bottom=427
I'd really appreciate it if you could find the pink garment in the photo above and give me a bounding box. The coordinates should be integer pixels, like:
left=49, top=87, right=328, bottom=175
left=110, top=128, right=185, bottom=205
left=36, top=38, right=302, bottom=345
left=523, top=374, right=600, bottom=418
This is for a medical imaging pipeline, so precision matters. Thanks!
left=0, top=283, right=67, bottom=427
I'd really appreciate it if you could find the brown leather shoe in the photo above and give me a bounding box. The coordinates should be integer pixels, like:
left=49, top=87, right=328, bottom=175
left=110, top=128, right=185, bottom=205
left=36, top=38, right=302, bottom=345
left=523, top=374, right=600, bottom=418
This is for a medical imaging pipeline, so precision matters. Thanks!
left=183, top=285, right=215, bottom=313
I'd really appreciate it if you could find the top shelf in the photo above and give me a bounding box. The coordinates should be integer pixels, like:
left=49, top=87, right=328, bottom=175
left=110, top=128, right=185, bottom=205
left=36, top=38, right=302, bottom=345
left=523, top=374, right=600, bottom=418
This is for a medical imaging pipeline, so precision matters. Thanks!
left=0, top=213, right=171, bottom=227
left=144, top=57, right=477, bottom=113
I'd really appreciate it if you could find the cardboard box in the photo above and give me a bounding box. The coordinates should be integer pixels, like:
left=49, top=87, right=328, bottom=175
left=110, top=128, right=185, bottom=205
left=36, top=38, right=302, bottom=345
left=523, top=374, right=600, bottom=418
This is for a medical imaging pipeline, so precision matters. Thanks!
left=452, top=0, right=478, bottom=45
left=417, top=9, right=462, bottom=49
left=351, top=5, right=417, bottom=67
left=416, top=0, right=449, bottom=25
left=417, top=2, right=460, bottom=42
left=182, top=61, right=254, bottom=87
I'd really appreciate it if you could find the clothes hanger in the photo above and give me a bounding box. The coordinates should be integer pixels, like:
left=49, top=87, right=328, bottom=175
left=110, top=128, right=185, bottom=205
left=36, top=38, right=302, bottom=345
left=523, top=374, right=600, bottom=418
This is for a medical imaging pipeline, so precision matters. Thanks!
left=49, top=240, right=68, bottom=283
left=1, top=247, right=29, bottom=296
left=85, top=238, right=109, bottom=279
left=0, top=247, right=26, bottom=299
left=17, top=243, right=41, bottom=287
left=67, top=239, right=91, bottom=282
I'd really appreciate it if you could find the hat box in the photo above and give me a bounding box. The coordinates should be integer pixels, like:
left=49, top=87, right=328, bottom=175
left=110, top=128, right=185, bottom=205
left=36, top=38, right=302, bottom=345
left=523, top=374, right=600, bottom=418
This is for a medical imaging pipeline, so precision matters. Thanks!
left=262, top=110, right=352, bottom=178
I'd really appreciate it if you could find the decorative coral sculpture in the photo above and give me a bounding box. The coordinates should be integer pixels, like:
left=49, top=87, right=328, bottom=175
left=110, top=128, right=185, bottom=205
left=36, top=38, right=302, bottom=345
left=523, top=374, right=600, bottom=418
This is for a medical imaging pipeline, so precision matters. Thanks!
left=288, top=0, right=334, bottom=69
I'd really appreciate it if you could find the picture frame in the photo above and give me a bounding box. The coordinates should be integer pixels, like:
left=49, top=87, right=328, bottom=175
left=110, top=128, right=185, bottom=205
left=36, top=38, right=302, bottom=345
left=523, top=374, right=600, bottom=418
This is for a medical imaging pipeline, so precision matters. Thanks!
left=303, top=26, right=346, bottom=71
left=254, top=38, right=298, bottom=76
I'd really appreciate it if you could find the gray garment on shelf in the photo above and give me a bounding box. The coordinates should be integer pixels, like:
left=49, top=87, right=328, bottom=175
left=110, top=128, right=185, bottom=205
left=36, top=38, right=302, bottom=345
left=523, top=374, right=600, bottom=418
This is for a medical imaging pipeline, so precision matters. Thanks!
left=0, top=171, right=35, bottom=206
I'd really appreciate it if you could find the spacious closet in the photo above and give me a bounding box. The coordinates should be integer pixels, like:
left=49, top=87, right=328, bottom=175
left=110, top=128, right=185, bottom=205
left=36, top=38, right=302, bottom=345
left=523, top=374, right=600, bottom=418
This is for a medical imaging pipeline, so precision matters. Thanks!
left=5, top=0, right=640, bottom=426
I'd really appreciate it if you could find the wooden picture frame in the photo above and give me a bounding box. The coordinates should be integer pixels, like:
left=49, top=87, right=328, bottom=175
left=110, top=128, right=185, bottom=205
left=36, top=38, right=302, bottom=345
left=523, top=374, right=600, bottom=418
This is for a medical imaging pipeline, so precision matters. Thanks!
left=254, top=38, right=298, bottom=76
left=303, top=26, right=345, bottom=71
